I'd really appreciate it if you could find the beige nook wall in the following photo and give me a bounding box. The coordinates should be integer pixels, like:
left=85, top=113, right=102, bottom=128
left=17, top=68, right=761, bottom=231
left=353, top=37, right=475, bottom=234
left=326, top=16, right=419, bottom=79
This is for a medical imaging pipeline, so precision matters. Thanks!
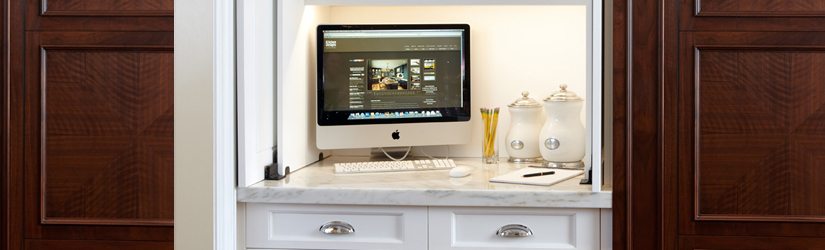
left=326, top=5, right=588, bottom=158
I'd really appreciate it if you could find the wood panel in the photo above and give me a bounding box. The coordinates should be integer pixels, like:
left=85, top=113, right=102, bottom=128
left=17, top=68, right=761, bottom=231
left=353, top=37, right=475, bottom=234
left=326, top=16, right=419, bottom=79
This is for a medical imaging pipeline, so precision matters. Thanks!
left=22, top=32, right=174, bottom=242
left=675, top=33, right=825, bottom=240
left=627, top=0, right=662, bottom=247
left=611, top=0, right=663, bottom=249
left=680, top=0, right=825, bottom=32
left=662, top=0, right=682, bottom=248
left=616, top=0, right=825, bottom=247
left=4, top=0, right=28, bottom=248
left=611, top=0, right=628, bottom=249
left=26, top=0, right=173, bottom=32
left=680, top=235, right=825, bottom=250
left=25, top=239, right=172, bottom=250
left=1, top=0, right=7, bottom=247
left=42, top=0, right=173, bottom=16
left=696, top=0, right=825, bottom=17
left=693, top=48, right=825, bottom=222
left=6, top=13, right=175, bottom=250
left=40, top=48, right=173, bottom=226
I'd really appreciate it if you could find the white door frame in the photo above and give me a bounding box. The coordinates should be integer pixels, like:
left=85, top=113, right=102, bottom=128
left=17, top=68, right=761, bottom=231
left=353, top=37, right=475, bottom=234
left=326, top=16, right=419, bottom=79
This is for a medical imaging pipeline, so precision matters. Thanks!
left=174, top=0, right=237, bottom=249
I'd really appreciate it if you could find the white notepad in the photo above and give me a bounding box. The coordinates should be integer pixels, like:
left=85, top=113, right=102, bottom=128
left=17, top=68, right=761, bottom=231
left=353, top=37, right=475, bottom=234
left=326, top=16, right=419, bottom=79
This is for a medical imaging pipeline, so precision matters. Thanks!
left=489, top=168, right=583, bottom=186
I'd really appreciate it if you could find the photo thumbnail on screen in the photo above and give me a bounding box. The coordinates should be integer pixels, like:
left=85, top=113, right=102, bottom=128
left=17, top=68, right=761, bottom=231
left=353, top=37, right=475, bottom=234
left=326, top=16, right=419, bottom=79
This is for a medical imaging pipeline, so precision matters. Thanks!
left=368, top=59, right=410, bottom=91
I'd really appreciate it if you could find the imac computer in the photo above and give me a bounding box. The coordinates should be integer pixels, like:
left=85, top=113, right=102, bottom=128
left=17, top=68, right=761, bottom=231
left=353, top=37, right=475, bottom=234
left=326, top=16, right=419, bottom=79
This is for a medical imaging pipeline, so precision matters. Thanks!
left=316, top=24, right=471, bottom=150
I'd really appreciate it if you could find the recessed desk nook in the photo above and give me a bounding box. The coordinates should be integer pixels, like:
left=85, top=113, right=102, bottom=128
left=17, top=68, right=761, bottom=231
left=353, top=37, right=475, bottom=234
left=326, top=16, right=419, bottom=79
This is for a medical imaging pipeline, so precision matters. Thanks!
left=236, top=0, right=610, bottom=249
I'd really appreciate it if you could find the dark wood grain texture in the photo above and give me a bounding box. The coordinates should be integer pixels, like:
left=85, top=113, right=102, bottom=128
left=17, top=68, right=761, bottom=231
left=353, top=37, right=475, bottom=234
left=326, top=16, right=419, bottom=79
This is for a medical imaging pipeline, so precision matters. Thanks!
left=1, top=0, right=7, bottom=247
left=22, top=32, right=174, bottom=242
left=25, top=239, right=173, bottom=250
left=680, top=235, right=825, bottom=250
left=675, top=33, right=825, bottom=240
left=4, top=0, right=27, bottom=249
left=4, top=0, right=174, bottom=249
left=42, top=0, right=173, bottom=16
left=619, top=0, right=825, bottom=249
left=611, top=0, right=628, bottom=250
left=661, top=0, right=681, bottom=249
left=26, top=0, right=173, bottom=32
left=681, top=0, right=825, bottom=32
left=629, top=0, right=661, bottom=245
left=694, top=48, right=825, bottom=222
left=41, top=48, right=173, bottom=226
left=697, top=0, right=825, bottom=16
left=612, top=0, right=664, bottom=248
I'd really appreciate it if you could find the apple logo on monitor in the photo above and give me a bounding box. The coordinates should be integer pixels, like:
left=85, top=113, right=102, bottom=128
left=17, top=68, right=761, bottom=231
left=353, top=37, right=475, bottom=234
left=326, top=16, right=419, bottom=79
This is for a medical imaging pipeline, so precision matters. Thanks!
left=392, top=130, right=400, bottom=140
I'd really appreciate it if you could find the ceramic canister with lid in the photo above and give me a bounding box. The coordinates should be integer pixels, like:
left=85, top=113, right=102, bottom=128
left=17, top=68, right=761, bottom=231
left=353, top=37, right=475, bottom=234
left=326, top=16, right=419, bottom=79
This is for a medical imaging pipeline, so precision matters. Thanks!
left=505, top=91, right=545, bottom=163
left=539, top=84, right=585, bottom=168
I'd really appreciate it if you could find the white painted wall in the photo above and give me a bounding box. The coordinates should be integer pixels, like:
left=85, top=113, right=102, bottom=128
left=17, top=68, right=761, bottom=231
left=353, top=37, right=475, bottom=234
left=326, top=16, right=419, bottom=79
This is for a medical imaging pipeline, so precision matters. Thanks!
left=603, top=0, right=614, bottom=189
left=326, top=6, right=588, bottom=159
left=175, top=0, right=215, bottom=248
left=175, top=0, right=236, bottom=249
left=276, top=2, right=331, bottom=175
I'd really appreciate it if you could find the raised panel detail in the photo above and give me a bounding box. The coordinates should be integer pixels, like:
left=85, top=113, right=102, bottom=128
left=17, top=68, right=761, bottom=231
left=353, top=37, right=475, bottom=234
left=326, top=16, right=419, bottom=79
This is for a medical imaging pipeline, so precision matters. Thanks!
left=694, top=48, right=825, bottom=222
left=41, top=47, right=173, bottom=225
left=25, top=239, right=173, bottom=250
left=428, top=207, right=598, bottom=250
left=696, top=0, right=825, bottom=16
left=246, top=204, right=428, bottom=250
left=42, top=0, right=173, bottom=16
left=680, top=235, right=825, bottom=249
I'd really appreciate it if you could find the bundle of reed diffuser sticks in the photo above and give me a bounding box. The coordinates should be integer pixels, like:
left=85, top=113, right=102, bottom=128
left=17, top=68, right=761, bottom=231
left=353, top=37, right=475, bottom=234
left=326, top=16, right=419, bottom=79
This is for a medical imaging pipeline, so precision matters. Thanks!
left=480, top=107, right=500, bottom=164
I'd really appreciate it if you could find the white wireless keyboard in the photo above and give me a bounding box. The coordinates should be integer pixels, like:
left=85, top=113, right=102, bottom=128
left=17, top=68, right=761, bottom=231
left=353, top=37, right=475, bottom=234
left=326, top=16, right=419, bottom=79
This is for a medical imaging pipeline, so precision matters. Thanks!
left=334, top=159, right=456, bottom=174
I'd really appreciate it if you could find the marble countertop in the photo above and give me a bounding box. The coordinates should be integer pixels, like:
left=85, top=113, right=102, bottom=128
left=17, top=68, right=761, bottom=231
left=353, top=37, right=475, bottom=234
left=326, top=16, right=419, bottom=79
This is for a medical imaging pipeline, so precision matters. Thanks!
left=237, top=156, right=611, bottom=208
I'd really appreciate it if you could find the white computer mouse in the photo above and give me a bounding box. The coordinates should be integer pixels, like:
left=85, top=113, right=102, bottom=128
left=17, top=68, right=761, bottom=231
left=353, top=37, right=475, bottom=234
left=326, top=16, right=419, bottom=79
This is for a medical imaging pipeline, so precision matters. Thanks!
left=449, top=165, right=472, bottom=178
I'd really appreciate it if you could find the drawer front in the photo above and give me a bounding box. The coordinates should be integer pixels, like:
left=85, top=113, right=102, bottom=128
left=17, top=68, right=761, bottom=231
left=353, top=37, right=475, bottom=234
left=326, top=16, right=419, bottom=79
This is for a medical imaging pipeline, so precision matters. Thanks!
left=429, top=207, right=599, bottom=250
left=246, top=204, right=427, bottom=250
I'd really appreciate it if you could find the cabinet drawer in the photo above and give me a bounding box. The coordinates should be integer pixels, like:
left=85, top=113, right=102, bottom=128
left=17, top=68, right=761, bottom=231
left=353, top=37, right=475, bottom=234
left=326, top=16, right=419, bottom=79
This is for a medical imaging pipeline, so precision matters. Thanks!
left=246, top=203, right=427, bottom=250
left=429, top=207, right=598, bottom=250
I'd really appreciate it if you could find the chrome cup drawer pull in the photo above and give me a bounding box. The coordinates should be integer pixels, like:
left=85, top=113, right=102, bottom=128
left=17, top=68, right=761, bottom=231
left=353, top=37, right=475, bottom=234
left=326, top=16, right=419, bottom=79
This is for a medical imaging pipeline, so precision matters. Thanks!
left=496, top=224, right=533, bottom=238
left=319, top=221, right=355, bottom=235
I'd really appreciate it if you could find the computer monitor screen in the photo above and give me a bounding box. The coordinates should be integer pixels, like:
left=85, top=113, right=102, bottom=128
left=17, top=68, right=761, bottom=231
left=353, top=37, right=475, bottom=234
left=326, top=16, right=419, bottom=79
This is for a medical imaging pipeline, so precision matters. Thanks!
left=316, top=24, right=471, bottom=150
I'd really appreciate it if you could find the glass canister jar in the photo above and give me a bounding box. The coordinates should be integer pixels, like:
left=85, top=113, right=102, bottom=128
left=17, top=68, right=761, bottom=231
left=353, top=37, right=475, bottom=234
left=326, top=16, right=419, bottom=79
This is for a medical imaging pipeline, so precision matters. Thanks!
left=539, top=84, right=585, bottom=168
left=505, top=91, right=545, bottom=163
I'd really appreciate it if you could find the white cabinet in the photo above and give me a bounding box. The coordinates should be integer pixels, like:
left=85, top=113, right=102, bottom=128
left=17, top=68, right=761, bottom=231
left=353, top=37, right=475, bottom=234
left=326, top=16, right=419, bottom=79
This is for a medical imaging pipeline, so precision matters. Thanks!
left=246, top=204, right=428, bottom=250
left=428, top=207, right=598, bottom=250
left=246, top=204, right=603, bottom=250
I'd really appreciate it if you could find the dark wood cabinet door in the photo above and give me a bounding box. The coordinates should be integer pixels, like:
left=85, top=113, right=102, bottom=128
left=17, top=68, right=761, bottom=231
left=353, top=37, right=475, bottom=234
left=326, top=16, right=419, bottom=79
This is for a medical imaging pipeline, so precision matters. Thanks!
left=4, top=0, right=173, bottom=249
left=665, top=0, right=825, bottom=249
left=616, top=0, right=825, bottom=249
left=674, top=32, right=825, bottom=248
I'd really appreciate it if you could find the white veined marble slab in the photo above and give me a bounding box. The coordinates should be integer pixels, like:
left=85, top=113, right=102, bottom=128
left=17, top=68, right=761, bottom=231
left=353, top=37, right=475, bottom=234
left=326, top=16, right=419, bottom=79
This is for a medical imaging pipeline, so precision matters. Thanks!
left=237, top=156, right=611, bottom=208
